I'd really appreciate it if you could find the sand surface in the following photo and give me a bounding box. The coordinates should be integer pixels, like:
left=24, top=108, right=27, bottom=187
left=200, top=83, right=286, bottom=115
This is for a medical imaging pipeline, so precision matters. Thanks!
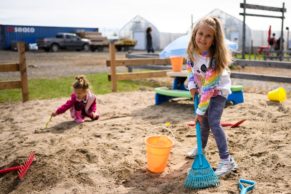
left=0, top=91, right=290, bottom=194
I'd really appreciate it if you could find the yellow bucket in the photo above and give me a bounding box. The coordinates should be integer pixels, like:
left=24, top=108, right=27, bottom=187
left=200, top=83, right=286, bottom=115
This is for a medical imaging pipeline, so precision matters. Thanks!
left=145, top=135, right=173, bottom=173
left=267, top=87, right=287, bottom=103
left=170, top=56, right=183, bottom=72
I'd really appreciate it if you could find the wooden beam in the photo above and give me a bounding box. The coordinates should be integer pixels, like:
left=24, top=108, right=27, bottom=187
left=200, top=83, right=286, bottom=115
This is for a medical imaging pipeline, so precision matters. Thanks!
left=106, top=58, right=171, bottom=67
left=240, top=3, right=286, bottom=12
left=18, top=42, right=29, bottom=102
left=0, top=81, right=21, bottom=90
left=0, top=63, right=19, bottom=72
left=231, top=72, right=291, bottom=83
left=233, top=59, right=291, bottom=69
left=106, top=60, right=111, bottom=67
left=116, top=71, right=168, bottom=80
left=109, top=42, right=117, bottom=92
left=126, top=53, right=160, bottom=58
left=239, top=13, right=283, bottom=19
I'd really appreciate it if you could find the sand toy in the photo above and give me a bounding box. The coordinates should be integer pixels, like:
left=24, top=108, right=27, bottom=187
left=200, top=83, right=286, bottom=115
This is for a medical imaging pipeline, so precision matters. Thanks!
left=221, top=119, right=246, bottom=128
left=238, top=179, right=256, bottom=194
left=0, top=152, right=35, bottom=180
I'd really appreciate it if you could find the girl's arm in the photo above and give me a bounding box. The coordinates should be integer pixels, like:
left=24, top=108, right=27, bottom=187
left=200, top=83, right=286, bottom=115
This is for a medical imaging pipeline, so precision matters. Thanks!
left=88, top=99, right=99, bottom=119
left=55, top=94, right=75, bottom=115
left=187, top=60, right=198, bottom=97
left=89, top=99, right=97, bottom=113
left=187, top=60, right=197, bottom=90
left=196, top=69, right=220, bottom=116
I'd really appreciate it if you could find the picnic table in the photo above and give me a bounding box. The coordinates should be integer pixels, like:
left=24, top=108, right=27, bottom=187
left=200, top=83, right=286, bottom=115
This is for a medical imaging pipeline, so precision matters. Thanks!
left=167, top=71, right=188, bottom=90
left=155, top=70, right=244, bottom=105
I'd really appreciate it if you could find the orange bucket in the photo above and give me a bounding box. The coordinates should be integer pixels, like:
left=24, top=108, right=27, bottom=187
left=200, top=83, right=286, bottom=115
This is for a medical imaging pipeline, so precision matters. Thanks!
left=170, top=56, right=184, bottom=72
left=145, top=135, right=173, bottom=173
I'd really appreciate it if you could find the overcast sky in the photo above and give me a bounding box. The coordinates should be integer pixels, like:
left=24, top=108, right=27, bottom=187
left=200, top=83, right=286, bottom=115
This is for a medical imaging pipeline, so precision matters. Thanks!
left=0, top=0, right=290, bottom=34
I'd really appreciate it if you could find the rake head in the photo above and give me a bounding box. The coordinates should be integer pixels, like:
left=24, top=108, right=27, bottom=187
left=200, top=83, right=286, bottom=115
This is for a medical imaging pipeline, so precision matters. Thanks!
left=18, top=152, right=35, bottom=180
left=184, top=154, right=219, bottom=189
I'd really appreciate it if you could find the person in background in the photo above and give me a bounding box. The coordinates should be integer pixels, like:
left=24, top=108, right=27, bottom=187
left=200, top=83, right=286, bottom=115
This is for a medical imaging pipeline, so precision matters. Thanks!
left=268, top=33, right=276, bottom=51
left=146, top=27, right=155, bottom=53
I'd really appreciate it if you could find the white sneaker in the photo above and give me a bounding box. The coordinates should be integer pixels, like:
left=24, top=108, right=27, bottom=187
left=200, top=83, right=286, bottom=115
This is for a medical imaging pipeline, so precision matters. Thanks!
left=185, top=148, right=205, bottom=159
left=215, top=156, right=238, bottom=176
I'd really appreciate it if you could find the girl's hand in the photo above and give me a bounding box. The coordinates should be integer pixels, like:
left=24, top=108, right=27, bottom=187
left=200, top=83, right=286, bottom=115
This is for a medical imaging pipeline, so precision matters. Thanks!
left=187, top=115, right=203, bottom=127
left=190, top=89, right=197, bottom=98
left=92, top=112, right=99, bottom=120
left=51, top=112, right=57, bottom=117
left=195, top=115, right=203, bottom=125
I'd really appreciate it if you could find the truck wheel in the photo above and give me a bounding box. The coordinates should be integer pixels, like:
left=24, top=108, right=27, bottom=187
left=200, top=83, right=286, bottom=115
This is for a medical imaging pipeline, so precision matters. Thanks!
left=51, top=44, right=59, bottom=52
left=116, top=46, right=122, bottom=51
left=90, top=47, right=96, bottom=52
left=97, top=47, right=104, bottom=52
left=83, top=44, right=90, bottom=51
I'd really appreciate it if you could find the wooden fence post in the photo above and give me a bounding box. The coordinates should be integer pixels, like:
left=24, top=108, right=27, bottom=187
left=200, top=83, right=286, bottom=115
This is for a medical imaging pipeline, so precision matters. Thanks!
left=17, top=42, right=29, bottom=102
left=109, top=41, right=117, bottom=92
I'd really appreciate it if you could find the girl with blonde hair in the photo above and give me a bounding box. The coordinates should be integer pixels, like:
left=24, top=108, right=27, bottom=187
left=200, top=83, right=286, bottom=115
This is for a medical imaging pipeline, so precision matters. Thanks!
left=186, top=16, right=237, bottom=177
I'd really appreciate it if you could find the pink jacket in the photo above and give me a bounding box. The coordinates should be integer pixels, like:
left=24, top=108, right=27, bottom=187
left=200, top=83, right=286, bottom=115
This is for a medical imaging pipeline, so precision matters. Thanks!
left=56, top=91, right=98, bottom=118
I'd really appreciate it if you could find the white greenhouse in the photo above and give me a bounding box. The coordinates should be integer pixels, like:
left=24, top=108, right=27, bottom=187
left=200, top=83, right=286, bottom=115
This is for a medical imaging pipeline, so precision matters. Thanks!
left=119, top=15, right=160, bottom=50
left=207, top=9, right=252, bottom=51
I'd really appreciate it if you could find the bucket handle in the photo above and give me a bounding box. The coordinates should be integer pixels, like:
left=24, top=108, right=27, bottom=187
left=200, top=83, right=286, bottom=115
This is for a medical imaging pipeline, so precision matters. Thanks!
left=151, top=125, right=179, bottom=145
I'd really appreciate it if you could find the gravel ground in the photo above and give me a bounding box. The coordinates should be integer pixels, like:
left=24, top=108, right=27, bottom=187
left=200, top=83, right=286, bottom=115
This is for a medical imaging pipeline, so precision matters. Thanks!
left=0, top=50, right=128, bottom=79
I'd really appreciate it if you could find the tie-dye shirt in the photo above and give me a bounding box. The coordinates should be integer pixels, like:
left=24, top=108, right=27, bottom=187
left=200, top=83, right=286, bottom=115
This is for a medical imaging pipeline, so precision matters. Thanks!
left=187, top=53, right=231, bottom=115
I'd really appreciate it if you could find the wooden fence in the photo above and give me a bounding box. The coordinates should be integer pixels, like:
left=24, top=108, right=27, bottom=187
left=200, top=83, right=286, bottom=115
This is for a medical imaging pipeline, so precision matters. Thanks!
left=106, top=42, right=170, bottom=92
left=232, top=59, right=291, bottom=83
left=0, top=42, right=29, bottom=102
left=107, top=46, right=291, bottom=92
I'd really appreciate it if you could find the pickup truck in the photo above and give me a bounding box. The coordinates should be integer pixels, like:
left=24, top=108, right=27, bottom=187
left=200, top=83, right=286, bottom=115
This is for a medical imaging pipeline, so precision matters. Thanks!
left=37, top=33, right=91, bottom=52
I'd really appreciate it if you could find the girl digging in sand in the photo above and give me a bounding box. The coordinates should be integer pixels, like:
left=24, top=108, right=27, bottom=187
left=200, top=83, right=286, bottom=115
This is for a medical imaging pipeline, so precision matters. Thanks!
left=52, top=75, right=99, bottom=123
left=185, top=16, right=237, bottom=176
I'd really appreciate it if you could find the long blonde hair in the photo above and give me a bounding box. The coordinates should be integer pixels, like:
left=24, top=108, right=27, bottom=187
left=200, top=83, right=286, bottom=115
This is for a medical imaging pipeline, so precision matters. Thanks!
left=187, top=16, right=232, bottom=74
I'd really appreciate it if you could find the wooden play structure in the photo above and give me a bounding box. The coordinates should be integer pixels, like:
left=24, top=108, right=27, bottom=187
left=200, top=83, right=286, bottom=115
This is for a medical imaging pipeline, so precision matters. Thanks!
left=0, top=42, right=29, bottom=102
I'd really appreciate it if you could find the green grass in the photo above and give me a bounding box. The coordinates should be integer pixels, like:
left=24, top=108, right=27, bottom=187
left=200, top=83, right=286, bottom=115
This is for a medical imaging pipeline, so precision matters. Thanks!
left=0, top=73, right=162, bottom=103
left=234, top=53, right=261, bottom=60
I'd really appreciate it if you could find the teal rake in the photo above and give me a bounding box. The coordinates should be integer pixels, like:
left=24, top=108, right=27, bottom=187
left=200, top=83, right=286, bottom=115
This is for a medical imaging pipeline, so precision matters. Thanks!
left=184, top=95, right=219, bottom=189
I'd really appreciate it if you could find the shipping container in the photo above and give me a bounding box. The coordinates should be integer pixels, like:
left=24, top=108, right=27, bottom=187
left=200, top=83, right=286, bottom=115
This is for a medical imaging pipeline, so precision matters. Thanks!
left=0, top=24, right=98, bottom=50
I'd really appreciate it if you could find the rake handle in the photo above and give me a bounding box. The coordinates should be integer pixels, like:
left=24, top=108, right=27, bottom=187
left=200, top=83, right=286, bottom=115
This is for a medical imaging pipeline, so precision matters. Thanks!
left=194, top=95, right=203, bottom=157
left=221, top=122, right=233, bottom=127
left=0, top=166, right=22, bottom=174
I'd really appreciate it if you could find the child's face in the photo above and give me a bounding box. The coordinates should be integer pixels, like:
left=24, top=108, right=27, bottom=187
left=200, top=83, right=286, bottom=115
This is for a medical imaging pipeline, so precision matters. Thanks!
left=195, top=23, right=215, bottom=53
left=74, top=88, right=87, bottom=100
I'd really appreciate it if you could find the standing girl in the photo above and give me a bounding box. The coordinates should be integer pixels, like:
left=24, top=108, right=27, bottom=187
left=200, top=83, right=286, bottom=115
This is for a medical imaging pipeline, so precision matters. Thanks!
left=185, top=16, right=237, bottom=176
left=52, top=75, right=99, bottom=123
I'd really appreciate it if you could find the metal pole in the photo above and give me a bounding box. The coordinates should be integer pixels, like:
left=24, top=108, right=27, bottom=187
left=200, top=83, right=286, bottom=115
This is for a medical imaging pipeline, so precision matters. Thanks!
left=280, top=2, right=285, bottom=61
left=286, top=27, right=289, bottom=50
left=242, top=0, right=246, bottom=59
